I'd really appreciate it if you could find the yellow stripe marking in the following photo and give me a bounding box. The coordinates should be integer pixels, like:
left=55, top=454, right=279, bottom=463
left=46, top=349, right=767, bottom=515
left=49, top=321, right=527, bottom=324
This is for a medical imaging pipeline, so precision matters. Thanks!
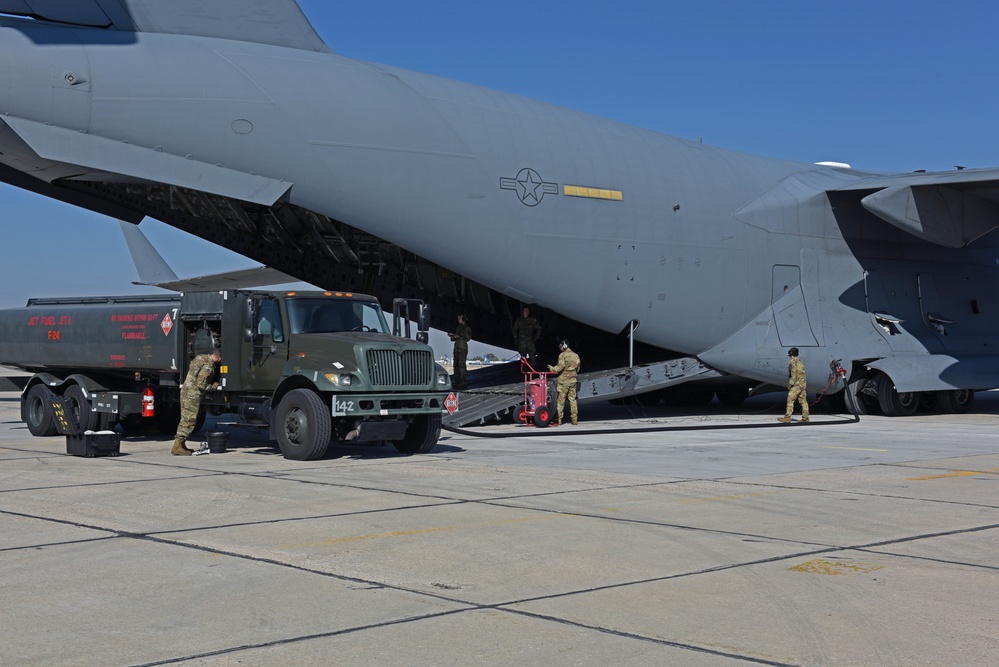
left=563, top=184, right=624, bottom=201
left=823, top=446, right=887, bottom=452
left=279, top=514, right=569, bottom=549
left=789, top=558, right=884, bottom=576
left=907, top=469, right=998, bottom=481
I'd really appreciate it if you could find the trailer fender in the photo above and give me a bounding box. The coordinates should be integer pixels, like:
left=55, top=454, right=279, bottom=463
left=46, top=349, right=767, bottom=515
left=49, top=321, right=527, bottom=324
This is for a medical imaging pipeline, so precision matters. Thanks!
left=62, top=374, right=110, bottom=397
left=22, top=372, right=63, bottom=397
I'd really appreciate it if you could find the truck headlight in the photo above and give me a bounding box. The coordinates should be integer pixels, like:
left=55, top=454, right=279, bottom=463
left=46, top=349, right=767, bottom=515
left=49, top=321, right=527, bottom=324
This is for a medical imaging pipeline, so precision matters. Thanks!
left=325, top=373, right=353, bottom=387
left=437, top=373, right=450, bottom=387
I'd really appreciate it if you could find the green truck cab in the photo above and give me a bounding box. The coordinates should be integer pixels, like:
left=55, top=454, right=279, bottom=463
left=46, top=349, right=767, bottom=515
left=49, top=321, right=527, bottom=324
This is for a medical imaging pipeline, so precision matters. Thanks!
left=0, top=289, right=450, bottom=460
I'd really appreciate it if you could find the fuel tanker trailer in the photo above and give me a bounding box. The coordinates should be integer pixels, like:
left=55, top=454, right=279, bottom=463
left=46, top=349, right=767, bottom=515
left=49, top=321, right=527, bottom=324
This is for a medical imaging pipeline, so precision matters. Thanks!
left=0, top=290, right=450, bottom=460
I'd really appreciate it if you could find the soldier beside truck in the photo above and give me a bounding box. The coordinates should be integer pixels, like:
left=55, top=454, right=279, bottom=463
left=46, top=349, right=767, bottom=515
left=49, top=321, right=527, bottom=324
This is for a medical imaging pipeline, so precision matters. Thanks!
left=0, top=289, right=450, bottom=460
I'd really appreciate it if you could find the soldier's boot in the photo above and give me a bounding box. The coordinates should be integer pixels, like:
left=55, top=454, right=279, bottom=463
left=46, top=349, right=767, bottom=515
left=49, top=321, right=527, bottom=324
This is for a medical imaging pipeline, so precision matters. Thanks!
left=171, top=438, right=192, bottom=456
left=800, top=416, right=810, bottom=423
left=777, top=416, right=792, bottom=424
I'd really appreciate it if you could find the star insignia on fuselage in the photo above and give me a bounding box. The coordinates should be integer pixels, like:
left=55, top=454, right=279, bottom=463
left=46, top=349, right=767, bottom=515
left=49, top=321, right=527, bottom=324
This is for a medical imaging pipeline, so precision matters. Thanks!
left=500, top=168, right=559, bottom=207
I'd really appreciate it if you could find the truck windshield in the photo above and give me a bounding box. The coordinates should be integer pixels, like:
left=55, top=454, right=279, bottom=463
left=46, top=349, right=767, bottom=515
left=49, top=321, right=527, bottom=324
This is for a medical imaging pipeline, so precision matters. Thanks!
left=287, top=298, right=389, bottom=334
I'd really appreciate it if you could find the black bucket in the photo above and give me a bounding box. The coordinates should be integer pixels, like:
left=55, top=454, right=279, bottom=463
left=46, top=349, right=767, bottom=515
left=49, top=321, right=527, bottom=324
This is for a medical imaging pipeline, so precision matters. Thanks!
left=206, top=431, right=228, bottom=454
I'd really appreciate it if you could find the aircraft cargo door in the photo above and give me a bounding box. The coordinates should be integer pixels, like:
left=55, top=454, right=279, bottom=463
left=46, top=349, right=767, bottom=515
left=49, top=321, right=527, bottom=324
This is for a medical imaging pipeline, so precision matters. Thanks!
left=771, top=265, right=819, bottom=347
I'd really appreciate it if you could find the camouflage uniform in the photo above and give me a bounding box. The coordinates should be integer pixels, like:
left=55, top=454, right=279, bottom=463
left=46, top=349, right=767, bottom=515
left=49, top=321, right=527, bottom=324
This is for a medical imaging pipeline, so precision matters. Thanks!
left=450, top=320, right=471, bottom=389
left=782, top=355, right=809, bottom=422
left=512, top=312, right=541, bottom=366
left=548, top=346, right=581, bottom=425
left=172, top=353, right=217, bottom=453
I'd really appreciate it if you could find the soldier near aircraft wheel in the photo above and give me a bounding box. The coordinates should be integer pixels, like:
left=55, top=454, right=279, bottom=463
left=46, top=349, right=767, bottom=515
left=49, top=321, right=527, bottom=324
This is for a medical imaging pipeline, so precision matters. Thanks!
left=778, top=347, right=808, bottom=423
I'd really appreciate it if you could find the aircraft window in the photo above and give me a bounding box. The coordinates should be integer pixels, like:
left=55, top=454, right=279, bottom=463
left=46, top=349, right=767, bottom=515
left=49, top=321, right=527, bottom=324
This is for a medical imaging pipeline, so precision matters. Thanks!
left=288, top=298, right=389, bottom=334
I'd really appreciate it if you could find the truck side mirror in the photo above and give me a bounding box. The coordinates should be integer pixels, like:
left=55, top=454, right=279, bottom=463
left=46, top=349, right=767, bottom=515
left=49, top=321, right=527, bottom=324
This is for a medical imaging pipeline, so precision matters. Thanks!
left=243, top=298, right=256, bottom=342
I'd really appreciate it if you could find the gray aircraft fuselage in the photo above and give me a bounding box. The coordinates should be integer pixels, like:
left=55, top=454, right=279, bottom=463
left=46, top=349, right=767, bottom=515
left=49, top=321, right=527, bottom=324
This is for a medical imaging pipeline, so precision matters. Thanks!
left=1, top=9, right=998, bottom=405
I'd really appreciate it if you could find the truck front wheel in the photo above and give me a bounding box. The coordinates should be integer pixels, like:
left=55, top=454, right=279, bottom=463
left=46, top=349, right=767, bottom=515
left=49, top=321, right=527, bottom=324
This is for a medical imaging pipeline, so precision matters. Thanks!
left=274, top=389, right=332, bottom=460
left=24, top=384, right=58, bottom=436
left=392, top=413, right=442, bottom=454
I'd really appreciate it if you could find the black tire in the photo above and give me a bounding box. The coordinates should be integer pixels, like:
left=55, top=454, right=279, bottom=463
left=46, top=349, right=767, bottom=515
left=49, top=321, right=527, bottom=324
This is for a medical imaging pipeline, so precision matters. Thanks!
left=665, top=386, right=715, bottom=407
left=274, top=389, right=332, bottom=460
left=635, top=389, right=663, bottom=406
left=393, top=413, right=442, bottom=454
left=936, top=389, right=974, bottom=414
left=64, top=385, right=99, bottom=432
left=821, top=389, right=848, bottom=414
left=876, top=374, right=918, bottom=416
left=533, top=405, right=553, bottom=428
left=716, top=385, right=749, bottom=406
left=844, top=372, right=881, bottom=415
left=23, top=384, right=57, bottom=436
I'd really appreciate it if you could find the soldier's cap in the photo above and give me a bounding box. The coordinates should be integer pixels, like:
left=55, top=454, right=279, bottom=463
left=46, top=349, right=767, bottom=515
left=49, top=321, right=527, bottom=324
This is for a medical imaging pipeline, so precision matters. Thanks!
left=788, top=347, right=799, bottom=357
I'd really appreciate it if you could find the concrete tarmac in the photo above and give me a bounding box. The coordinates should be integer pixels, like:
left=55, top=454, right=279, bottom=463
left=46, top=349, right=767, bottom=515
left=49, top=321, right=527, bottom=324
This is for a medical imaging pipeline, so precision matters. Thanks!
left=0, top=385, right=997, bottom=666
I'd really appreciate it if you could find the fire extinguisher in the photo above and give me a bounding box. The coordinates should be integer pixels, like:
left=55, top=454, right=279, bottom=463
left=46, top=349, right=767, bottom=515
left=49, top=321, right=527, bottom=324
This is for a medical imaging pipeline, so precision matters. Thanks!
left=142, top=386, right=155, bottom=417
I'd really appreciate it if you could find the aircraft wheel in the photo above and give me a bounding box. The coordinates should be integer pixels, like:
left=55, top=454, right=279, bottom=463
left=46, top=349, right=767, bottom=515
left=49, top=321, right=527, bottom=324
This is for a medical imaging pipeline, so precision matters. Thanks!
left=820, top=389, right=848, bottom=414
left=716, top=385, right=749, bottom=406
left=635, top=389, right=663, bottom=406
left=876, top=374, right=918, bottom=416
left=665, top=386, right=715, bottom=407
left=63, top=385, right=99, bottom=432
left=843, top=372, right=881, bottom=415
left=935, top=389, right=974, bottom=414
left=275, top=389, right=332, bottom=460
left=532, top=405, right=553, bottom=428
left=917, top=393, right=937, bottom=413
left=23, top=384, right=58, bottom=436
left=393, top=413, right=442, bottom=454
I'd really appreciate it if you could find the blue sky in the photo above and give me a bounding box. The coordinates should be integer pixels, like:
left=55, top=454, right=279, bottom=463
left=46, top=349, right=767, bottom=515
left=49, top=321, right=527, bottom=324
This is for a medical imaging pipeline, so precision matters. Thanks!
left=2, top=1, right=997, bottom=356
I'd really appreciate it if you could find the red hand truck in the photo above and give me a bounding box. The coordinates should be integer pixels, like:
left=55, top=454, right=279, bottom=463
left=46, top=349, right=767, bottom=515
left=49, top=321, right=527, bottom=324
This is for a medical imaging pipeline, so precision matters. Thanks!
left=515, top=358, right=556, bottom=427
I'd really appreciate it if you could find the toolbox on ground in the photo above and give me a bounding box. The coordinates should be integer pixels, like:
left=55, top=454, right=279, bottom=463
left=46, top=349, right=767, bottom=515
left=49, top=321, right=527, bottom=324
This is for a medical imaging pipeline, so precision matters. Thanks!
left=49, top=395, right=121, bottom=457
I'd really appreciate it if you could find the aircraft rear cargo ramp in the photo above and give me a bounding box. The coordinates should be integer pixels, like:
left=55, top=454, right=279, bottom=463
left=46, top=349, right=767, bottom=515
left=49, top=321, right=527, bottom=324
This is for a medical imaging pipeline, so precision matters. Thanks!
left=444, top=357, right=724, bottom=427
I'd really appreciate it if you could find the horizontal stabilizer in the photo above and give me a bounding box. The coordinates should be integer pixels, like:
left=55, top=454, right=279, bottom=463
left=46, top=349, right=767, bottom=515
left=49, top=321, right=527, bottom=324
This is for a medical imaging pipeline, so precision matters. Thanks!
left=150, top=266, right=304, bottom=292
left=0, top=0, right=332, bottom=53
left=118, top=221, right=302, bottom=292
left=833, top=168, right=999, bottom=247
left=1, top=116, right=292, bottom=206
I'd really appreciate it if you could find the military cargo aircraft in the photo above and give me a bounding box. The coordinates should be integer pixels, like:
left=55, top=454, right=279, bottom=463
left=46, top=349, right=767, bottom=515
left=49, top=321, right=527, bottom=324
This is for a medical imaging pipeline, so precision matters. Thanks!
left=1, top=0, right=997, bottom=416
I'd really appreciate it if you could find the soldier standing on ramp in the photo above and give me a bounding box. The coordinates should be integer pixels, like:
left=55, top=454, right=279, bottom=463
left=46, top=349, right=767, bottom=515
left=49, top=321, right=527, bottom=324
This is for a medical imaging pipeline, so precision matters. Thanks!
left=548, top=339, right=580, bottom=426
left=512, top=306, right=541, bottom=368
left=172, top=337, right=222, bottom=455
left=778, top=347, right=809, bottom=423
left=449, top=314, right=471, bottom=390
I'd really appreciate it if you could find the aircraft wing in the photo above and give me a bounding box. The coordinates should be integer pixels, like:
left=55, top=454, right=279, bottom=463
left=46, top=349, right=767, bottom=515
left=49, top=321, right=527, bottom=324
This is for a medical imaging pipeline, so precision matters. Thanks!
left=831, top=167, right=999, bottom=248
left=0, top=0, right=331, bottom=53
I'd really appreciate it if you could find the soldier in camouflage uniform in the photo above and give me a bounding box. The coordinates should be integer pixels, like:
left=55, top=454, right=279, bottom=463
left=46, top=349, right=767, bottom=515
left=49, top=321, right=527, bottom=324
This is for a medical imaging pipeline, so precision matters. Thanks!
left=778, top=347, right=809, bottom=423
left=512, top=306, right=541, bottom=368
left=548, top=339, right=580, bottom=425
left=172, top=344, right=222, bottom=455
left=449, top=314, right=471, bottom=390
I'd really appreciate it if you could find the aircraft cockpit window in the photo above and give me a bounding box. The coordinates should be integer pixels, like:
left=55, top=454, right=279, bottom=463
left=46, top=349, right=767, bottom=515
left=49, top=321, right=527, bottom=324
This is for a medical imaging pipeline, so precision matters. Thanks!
left=288, top=298, right=389, bottom=334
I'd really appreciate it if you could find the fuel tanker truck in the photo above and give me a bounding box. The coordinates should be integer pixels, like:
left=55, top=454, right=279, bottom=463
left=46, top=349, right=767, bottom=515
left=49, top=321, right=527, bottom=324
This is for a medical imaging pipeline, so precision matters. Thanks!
left=0, top=290, right=451, bottom=460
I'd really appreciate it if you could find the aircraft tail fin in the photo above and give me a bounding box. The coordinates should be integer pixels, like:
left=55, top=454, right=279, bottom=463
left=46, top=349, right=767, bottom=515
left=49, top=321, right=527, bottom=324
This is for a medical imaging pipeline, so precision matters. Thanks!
left=119, top=220, right=179, bottom=286
left=0, top=0, right=332, bottom=53
left=118, top=220, right=304, bottom=292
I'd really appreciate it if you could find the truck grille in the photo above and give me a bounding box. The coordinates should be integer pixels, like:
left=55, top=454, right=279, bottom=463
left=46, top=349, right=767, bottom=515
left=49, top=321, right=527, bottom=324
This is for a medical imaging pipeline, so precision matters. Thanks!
left=365, top=349, right=433, bottom=386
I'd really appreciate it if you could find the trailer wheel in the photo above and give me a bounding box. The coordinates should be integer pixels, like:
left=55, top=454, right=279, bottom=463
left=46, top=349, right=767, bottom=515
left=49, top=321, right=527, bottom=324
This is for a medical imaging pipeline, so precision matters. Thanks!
left=392, top=413, right=441, bottom=454
left=275, top=389, right=331, bottom=460
left=24, top=384, right=57, bottom=436
left=533, top=405, right=553, bottom=428
left=64, top=385, right=98, bottom=432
